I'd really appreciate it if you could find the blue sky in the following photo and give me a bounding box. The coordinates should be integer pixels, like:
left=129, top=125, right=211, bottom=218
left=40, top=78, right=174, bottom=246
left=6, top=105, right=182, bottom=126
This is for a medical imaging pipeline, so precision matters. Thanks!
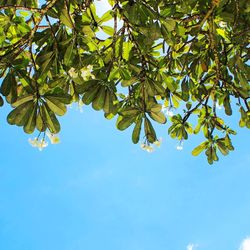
left=0, top=1, right=250, bottom=250
left=0, top=102, right=250, bottom=250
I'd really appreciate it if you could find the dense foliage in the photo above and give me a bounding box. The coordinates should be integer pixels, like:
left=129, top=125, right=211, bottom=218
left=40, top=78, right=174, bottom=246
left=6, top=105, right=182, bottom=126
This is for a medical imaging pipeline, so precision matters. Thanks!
left=0, top=0, right=249, bottom=163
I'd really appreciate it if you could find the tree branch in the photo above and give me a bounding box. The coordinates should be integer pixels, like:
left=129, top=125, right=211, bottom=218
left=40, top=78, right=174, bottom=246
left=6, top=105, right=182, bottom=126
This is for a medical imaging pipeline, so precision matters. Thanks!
left=0, top=5, right=41, bottom=12
left=0, top=0, right=58, bottom=63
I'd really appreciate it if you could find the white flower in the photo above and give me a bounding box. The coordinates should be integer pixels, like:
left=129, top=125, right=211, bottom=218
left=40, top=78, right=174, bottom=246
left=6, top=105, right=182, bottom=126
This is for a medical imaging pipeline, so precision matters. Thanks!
left=29, top=138, right=48, bottom=151
left=176, top=145, right=183, bottom=150
left=140, top=143, right=154, bottom=153
left=80, top=65, right=95, bottom=81
left=29, top=137, right=39, bottom=147
left=153, top=138, right=162, bottom=147
left=37, top=139, right=48, bottom=151
left=176, top=140, right=184, bottom=150
left=46, top=132, right=60, bottom=144
left=147, top=146, right=154, bottom=153
left=68, top=67, right=78, bottom=78
left=87, top=65, right=93, bottom=71
left=162, top=106, right=174, bottom=117
left=218, top=21, right=227, bottom=28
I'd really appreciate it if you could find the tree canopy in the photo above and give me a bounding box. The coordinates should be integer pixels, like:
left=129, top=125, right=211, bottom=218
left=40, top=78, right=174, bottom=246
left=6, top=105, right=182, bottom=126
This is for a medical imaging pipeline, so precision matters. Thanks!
left=0, top=0, right=249, bottom=163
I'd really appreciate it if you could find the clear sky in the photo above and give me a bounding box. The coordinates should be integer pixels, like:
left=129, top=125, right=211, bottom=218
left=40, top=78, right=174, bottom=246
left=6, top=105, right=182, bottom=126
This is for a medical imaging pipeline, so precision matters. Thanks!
left=0, top=1, right=250, bottom=250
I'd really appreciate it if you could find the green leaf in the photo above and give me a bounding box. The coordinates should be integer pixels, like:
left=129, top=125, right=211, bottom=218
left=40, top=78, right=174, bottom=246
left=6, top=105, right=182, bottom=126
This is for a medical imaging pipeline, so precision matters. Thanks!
left=120, top=107, right=140, bottom=116
left=98, top=11, right=113, bottom=24
left=103, top=90, right=116, bottom=114
left=41, top=103, right=60, bottom=134
left=82, top=26, right=96, bottom=37
left=1, top=73, right=12, bottom=96
left=132, top=118, right=142, bottom=144
left=44, top=93, right=72, bottom=104
left=205, top=147, right=213, bottom=165
left=122, top=42, right=133, bottom=61
left=144, top=117, right=156, bottom=143
left=117, top=116, right=135, bottom=131
left=149, top=111, right=166, bottom=124
left=60, top=8, right=74, bottom=29
left=36, top=111, right=46, bottom=132
left=216, top=28, right=228, bottom=40
left=82, top=85, right=100, bottom=105
left=44, top=97, right=67, bottom=116
left=101, top=25, right=114, bottom=36
left=181, top=78, right=189, bottom=101
left=36, top=51, right=54, bottom=65
left=38, top=52, right=55, bottom=77
left=64, top=40, right=74, bottom=66
left=216, top=140, right=229, bottom=156
left=12, top=94, right=34, bottom=107
left=0, top=96, right=3, bottom=107
left=121, top=77, right=137, bottom=87
left=163, top=74, right=176, bottom=92
left=7, top=101, right=34, bottom=126
left=162, top=19, right=176, bottom=32
left=223, top=95, right=232, bottom=116
left=49, top=77, right=66, bottom=88
left=149, top=104, right=162, bottom=113
left=23, top=104, right=37, bottom=134
left=92, top=86, right=106, bottom=111
left=192, top=141, right=209, bottom=156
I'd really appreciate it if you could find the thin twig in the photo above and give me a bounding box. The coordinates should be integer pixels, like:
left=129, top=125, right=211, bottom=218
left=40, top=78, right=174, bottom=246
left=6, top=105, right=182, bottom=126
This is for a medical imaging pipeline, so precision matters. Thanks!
left=0, top=5, right=41, bottom=12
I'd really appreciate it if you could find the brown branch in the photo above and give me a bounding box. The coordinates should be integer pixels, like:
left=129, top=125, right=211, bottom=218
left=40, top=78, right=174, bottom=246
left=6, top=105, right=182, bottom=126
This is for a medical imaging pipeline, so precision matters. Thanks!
left=38, top=25, right=50, bottom=29
left=0, top=5, right=41, bottom=12
left=189, top=5, right=216, bottom=29
left=106, top=2, right=118, bottom=77
left=45, top=14, right=58, bottom=49
left=208, top=17, right=221, bottom=83
left=183, top=95, right=209, bottom=123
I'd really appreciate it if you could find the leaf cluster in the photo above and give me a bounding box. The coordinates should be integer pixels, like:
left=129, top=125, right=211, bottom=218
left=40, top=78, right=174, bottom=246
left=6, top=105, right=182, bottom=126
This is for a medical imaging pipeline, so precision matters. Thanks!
left=0, top=0, right=249, bottom=163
